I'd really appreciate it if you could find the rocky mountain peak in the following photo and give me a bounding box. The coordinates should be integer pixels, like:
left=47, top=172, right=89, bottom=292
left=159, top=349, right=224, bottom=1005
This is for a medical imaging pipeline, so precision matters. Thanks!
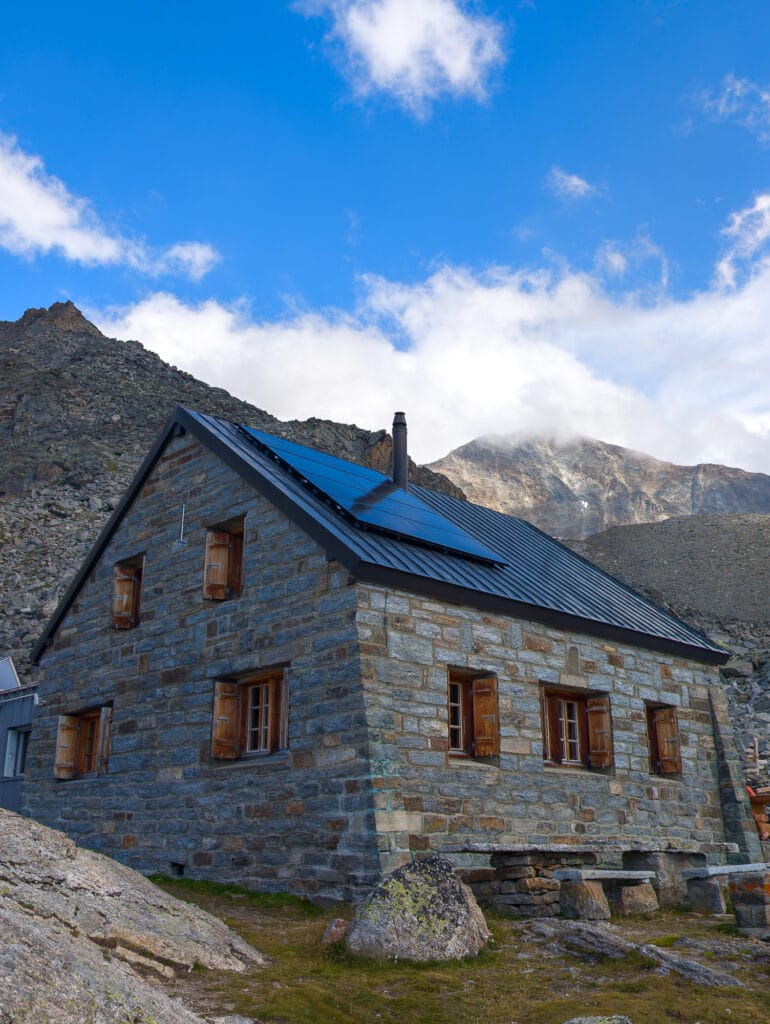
left=431, top=433, right=770, bottom=540
left=7, top=300, right=103, bottom=345
left=27, top=300, right=102, bottom=336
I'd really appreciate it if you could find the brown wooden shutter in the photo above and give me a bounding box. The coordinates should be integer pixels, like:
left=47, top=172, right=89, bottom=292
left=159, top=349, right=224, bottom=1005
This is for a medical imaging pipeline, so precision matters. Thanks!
left=112, top=565, right=138, bottom=628
left=586, top=695, right=613, bottom=768
left=228, top=530, right=244, bottom=597
left=212, top=681, right=239, bottom=759
left=204, top=531, right=231, bottom=600
left=278, top=672, right=288, bottom=751
left=97, top=706, right=113, bottom=774
left=545, top=692, right=562, bottom=764
left=54, top=715, right=79, bottom=779
left=654, top=707, right=682, bottom=774
left=472, top=676, right=499, bottom=757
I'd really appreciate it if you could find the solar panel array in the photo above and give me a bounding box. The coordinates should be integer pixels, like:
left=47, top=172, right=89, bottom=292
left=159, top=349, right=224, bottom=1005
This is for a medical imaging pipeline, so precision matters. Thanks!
left=238, top=426, right=503, bottom=565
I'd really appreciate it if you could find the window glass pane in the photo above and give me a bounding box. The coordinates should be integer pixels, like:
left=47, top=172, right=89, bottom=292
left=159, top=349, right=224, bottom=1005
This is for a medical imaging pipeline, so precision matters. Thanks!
left=15, top=730, right=28, bottom=775
left=247, top=683, right=271, bottom=753
left=4, top=729, right=29, bottom=777
left=448, top=681, right=463, bottom=751
left=557, top=698, right=582, bottom=763
left=3, top=730, right=18, bottom=777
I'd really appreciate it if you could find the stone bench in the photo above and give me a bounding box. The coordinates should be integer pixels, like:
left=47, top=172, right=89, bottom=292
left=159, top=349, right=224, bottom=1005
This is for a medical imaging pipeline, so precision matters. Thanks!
left=553, top=869, right=659, bottom=920
left=682, top=862, right=769, bottom=914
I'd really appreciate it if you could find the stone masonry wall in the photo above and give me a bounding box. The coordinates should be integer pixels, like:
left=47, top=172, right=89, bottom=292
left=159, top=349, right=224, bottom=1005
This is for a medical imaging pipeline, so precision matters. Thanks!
left=356, top=583, right=736, bottom=876
left=22, top=436, right=380, bottom=900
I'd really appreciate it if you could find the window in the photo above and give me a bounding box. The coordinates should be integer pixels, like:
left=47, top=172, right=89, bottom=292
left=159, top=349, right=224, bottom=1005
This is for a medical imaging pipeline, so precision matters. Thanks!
left=204, top=518, right=245, bottom=600
left=541, top=688, right=613, bottom=769
left=211, top=669, right=287, bottom=760
left=647, top=704, right=682, bottom=775
left=447, top=670, right=499, bottom=758
left=112, top=555, right=143, bottom=629
left=3, top=728, right=29, bottom=777
left=54, top=706, right=112, bottom=779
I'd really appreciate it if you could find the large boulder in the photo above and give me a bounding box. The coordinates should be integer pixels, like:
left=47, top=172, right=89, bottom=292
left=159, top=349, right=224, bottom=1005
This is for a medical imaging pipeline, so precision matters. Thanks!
left=0, top=898, right=204, bottom=1024
left=345, top=856, right=490, bottom=961
left=0, top=808, right=265, bottom=1023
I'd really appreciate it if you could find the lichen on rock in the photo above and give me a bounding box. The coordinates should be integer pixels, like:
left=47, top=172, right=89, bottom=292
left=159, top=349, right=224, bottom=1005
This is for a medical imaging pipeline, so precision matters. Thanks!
left=345, top=855, right=490, bottom=961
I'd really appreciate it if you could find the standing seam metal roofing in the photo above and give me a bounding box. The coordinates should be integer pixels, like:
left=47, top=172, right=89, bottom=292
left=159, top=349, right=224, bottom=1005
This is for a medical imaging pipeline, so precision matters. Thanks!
left=190, top=411, right=726, bottom=663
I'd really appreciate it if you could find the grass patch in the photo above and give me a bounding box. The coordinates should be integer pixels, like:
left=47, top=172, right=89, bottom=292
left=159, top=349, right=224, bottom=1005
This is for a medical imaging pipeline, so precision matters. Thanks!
left=153, top=888, right=770, bottom=1024
left=713, top=920, right=740, bottom=936
left=148, top=874, right=325, bottom=917
left=650, top=934, right=681, bottom=947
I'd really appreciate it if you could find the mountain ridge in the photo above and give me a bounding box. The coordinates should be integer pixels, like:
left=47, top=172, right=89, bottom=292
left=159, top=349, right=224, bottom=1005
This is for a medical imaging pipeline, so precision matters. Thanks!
left=430, top=433, right=770, bottom=540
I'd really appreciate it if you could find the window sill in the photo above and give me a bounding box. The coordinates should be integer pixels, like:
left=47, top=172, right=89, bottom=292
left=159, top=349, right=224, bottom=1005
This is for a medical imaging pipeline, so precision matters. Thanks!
left=209, top=751, right=291, bottom=771
left=543, top=761, right=614, bottom=776
left=448, top=755, right=499, bottom=771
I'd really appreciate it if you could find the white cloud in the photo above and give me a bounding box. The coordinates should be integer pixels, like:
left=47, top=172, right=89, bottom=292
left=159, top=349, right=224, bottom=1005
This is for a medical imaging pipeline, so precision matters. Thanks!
left=0, top=132, right=219, bottom=280
left=156, top=242, right=220, bottom=282
left=546, top=166, right=596, bottom=201
left=595, top=243, right=628, bottom=277
left=94, top=219, right=770, bottom=474
left=717, top=192, right=770, bottom=288
left=300, top=0, right=505, bottom=116
left=702, top=73, right=770, bottom=144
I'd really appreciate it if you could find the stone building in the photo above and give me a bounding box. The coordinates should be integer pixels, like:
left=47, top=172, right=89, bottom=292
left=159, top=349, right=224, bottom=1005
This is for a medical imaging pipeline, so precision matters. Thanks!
left=21, top=408, right=761, bottom=903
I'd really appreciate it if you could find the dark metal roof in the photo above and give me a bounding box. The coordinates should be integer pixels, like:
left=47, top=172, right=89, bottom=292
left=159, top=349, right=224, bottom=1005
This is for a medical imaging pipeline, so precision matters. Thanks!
left=32, top=407, right=729, bottom=665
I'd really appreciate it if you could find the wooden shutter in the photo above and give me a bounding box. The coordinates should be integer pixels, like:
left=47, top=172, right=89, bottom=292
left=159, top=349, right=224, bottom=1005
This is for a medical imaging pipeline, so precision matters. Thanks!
left=227, top=530, right=244, bottom=597
left=212, top=681, right=239, bottom=759
left=653, top=707, right=682, bottom=774
left=112, top=564, right=138, bottom=628
left=472, top=676, right=499, bottom=757
left=277, top=672, right=288, bottom=751
left=586, top=695, right=613, bottom=768
left=54, top=715, right=79, bottom=779
left=204, top=531, right=231, bottom=600
left=97, top=706, right=113, bottom=774
left=544, top=692, right=562, bottom=764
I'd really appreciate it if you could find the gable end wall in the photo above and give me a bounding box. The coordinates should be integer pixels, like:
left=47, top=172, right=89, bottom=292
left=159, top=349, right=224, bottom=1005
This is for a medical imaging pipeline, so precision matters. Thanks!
left=22, top=436, right=381, bottom=899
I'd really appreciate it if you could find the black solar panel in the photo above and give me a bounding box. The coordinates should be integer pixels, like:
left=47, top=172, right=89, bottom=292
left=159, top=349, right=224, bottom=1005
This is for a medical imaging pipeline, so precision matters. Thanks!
left=239, top=426, right=504, bottom=564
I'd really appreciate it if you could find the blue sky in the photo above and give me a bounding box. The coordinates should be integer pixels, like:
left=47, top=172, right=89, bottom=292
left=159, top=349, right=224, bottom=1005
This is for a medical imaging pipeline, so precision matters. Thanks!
left=2, top=1, right=770, bottom=468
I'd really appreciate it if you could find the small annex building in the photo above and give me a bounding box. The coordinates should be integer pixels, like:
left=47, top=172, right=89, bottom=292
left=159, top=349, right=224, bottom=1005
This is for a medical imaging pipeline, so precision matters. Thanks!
left=0, top=658, right=35, bottom=813
left=22, top=407, right=762, bottom=903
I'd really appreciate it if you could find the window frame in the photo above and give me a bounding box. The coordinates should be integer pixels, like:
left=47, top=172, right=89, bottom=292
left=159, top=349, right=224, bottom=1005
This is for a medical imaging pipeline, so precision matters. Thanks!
left=211, top=668, right=287, bottom=761
left=646, top=703, right=682, bottom=776
left=446, top=669, right=499, bottom=760
left=540, top=686, right=613, bottom=770
left=3, top=727, right=30, bottom=778
left=111, top=555, right=143, bottom=629
left=203, top=516, right=245, bottom=601
left=54, top=706, right=112, bottom=780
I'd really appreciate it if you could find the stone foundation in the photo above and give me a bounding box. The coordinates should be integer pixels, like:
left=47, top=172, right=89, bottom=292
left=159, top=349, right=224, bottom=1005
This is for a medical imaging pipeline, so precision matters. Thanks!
left=464, top=851, right=598, bottom=917
left=729, top=870, right=770, bottom=936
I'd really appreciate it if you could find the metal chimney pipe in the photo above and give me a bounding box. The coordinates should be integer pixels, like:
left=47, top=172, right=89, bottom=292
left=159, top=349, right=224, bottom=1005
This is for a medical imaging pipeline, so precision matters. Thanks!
left=392, top=412, right=408, bottom=490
